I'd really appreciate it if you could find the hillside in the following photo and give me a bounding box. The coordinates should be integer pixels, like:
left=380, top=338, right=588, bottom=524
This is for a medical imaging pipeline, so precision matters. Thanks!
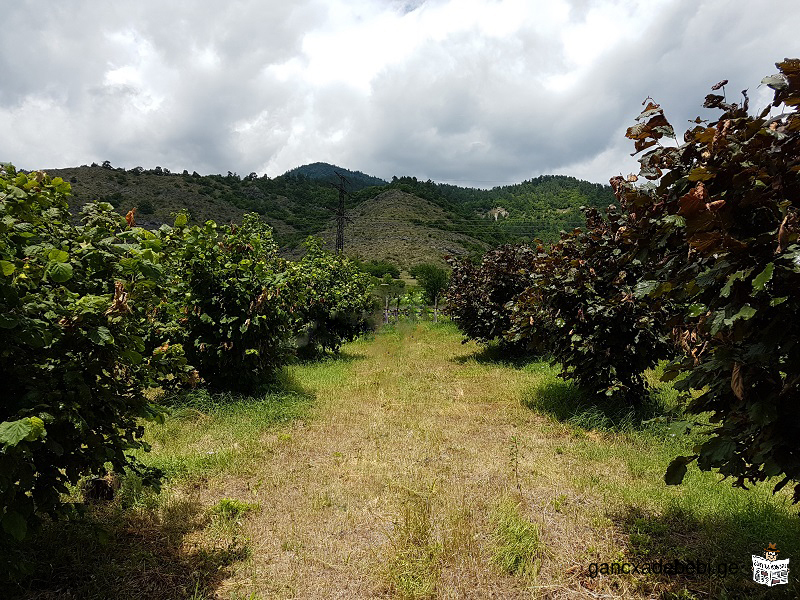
left=361, top=174, right=614, bottom=242
left=317, top=190, right=489, bottom=266
left=41, top=162, right=615, bottom=266
left=45, top=166, right=301, bottom=240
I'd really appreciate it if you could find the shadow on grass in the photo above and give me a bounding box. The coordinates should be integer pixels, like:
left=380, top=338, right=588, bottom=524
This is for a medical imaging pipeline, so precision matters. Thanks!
left=292, top=348, right=368, bottom=366
left=5, top=500, right=247, bottom=600
left=608, top=501, right=800, bottom=599
left=159, top=346, right=364, bottom=411
left=522, top=380, right=679, bottom=433
left=160, top=366, right=317, bottom=414
left=452, top=342, right=541, bottom=369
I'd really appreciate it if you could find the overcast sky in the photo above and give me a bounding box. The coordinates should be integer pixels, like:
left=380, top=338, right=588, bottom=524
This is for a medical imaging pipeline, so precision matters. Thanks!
left=1, top=0, right=797, bottom=187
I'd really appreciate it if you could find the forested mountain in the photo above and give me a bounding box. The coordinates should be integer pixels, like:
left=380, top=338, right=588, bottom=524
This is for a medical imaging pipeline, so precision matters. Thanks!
left=359, top=174, right=614, bottom=244
left=283, top=162, right=387, bottom=190
left=42, top=162, right=614, bottom=266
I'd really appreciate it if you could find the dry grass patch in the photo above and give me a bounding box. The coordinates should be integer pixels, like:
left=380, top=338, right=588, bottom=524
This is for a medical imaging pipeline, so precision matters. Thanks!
left=18, top=322, right=800, bottom=599
left=383, top=483, right=443, bottom=598
left=206, top=323, right=572, bottom=599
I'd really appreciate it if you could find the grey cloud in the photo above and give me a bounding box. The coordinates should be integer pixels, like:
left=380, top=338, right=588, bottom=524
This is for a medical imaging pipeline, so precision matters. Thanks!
left=348, top=27, right=608, bottom=183
left=2, top=0, right=320, bottom=171
left=349, top=0, right=800, bottom=186
left=2, top=0, right=799, bottom=186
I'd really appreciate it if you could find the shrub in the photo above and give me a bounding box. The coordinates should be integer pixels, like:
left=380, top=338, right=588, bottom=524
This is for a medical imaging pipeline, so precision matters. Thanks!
left=0, top=167, right=185, bottom=545
left=617, top=59, right=800, bottom=500
left=410, top=263, right=450, bottom=321
left=356, top=259, right=401, bottom=279
left=158, top=213, right=292, bottom=391
left=285, top=238, right=375, bottom=355
left=444, top=245, right=537, bottom=348
left=137, top=198, right=154, bottom=214
left=508, top=207, right=671, bottom=403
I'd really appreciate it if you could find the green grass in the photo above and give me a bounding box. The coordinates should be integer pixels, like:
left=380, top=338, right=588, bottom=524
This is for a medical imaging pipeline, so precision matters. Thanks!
left=8, top=322, right=800, bottom=599
left=138, top=387, right=313, bottom=480
left=209, top=498, right=260, bottom=524
left=516, top=357, right=800, bottom=598
left=4, top=496, right=248, bottom=600
left=385, top=487, right=443, bottom=599
left=490, top=499, right=546, bottom=578
left=1, top=364, right=324, bottom=599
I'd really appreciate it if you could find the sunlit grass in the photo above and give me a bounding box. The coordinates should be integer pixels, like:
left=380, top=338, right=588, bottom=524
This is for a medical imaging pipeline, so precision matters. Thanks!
left=490, top=498, right=545, bottom=578
left=138, top=388, right=314, bottom=480
left=384, top=487, right=443, bottom=599
left=16, top=321, right=800, bottom=599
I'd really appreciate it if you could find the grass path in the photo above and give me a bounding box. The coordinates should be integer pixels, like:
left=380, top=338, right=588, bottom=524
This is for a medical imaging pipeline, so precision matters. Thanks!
left=208, top=322, right=558, bottom=598
left=18, top=322, right=800, bottom=599
left=157, top=322, right=798, bottom=599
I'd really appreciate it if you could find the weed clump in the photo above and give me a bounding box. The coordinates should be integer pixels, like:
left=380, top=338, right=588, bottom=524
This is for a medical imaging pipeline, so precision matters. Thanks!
left=490, top=499, right=545, bottom=578
left=209, top=498, right=259, bottom=523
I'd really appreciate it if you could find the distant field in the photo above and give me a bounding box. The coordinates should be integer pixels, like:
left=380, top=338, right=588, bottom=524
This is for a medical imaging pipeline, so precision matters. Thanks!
left=14, top=323, right=799, bottom=599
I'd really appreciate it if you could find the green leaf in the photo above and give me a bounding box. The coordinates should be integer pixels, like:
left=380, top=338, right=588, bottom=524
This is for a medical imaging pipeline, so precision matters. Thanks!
left=687, top=303, right=707, bottom=317
left=0, top=418, right=34, bottom=447
left=634, top=279, right=658, bottom=298
left=17, top=326, right=49, bottom=348
left=770, top=296, right=788, bottom=307
left=121, top=349, right=143, bottom=364
left=710, top=310, right=726, bottom=334
left=0, top=260, right=15, bottom=276
left=0, top=314, right=19, bottom=329
left=660, top=364, right=683, bottom=382
left=48, top=248, right=69, bottom=263
left=1, top=511, right=27, bottom=541
left=119, top=257, right=139, bottom=272
left=723, top=304, right=757, bottom=326
left=87, top=326, right=114, bottom=346
left=701, top=437, right=736, bottom=464
left=174, top=213, right=188, bottom=228
left=721, top=270, right=748, bottom=298
left=663, top=215, right=686, bottom=228
left=751, top=262, right=774, bottom=292
left=688, top=167, right=715, bottom=182
left=24, top=417, right=45, bottom=441
left=47, top=261, right=73, bottom=283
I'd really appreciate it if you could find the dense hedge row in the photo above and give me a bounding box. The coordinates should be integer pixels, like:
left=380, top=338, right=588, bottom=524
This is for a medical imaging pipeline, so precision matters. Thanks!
left=285, top=237, right=376, bottom=356
left=444, top=245, right=537, bottom=349
left=0, top=166, right=374, bottom=544
left=445, top=59, right=800, bottom=500
left=508, top=206, right=672, bottom=403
